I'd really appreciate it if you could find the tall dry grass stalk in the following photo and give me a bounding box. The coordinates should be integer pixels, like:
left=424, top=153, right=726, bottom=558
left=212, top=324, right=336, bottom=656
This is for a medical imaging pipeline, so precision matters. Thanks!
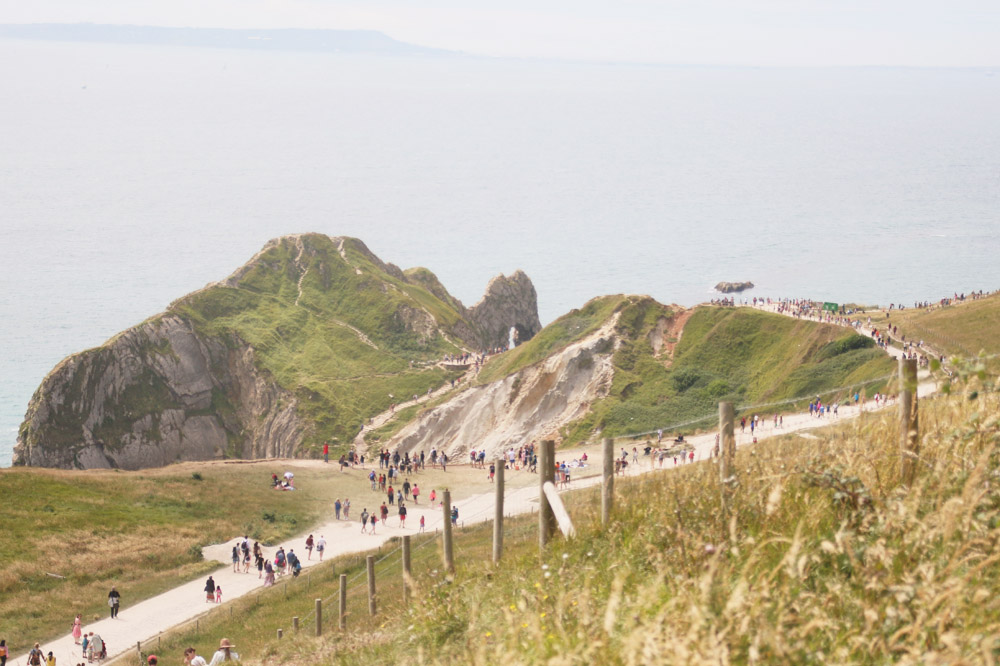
left=364, top=364, right=1000, bottom=664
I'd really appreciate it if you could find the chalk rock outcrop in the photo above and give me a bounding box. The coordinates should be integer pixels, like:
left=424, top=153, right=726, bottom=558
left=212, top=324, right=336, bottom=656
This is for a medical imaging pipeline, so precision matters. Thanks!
left=715, top=281, right=754, bottom=294
left=14, top=315, right=304, bottom=470
left=468, top=270, right=542, bottom=349
left=388, top=315, right=617, bottom=460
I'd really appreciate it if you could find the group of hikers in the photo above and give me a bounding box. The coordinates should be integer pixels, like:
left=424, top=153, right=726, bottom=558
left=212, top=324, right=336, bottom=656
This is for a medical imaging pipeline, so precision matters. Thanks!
left=218, top=535, right=324, bottom=591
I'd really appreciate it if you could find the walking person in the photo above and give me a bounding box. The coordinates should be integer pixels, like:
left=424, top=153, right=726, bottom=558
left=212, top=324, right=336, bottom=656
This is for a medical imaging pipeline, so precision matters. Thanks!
left=215, top=585, right=223, bottom=603
left=231, top=545, right=239, bottom=573
left=343, top=498, right=351, bottom=519
left=72, top=614, right=83, bottom=643
left=419, top=515, right=425, bottom=532
left=204, top=576, right=216, bottom=603
left=27, top=643, right=43, bottom=666
left=361, top=508, right=370, bottom=534
left=108, top=586, right=121, bottom=618
left=316, top=535, right=326, bottom=561
left=335, top=498, right=342, bottom=520
left=0, top=639, right=7, bottom=666
left=305, top=534, right=314, bottom=560
left=399, top=502, right=407, bottom=528
left=412, top=484, right=419, bottom=503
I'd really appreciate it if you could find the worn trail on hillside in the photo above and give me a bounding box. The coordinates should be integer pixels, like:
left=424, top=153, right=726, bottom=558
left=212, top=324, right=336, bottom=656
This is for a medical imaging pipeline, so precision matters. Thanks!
left=16, top=377, right=937, bottom=666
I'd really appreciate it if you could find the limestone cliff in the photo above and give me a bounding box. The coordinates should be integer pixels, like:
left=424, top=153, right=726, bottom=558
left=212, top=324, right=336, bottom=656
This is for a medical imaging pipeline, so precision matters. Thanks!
left=14, top=234, right=541, bottom=469
left=468, top=270, right=541, bottom=349
left=14, top=316, right=302, bottom=469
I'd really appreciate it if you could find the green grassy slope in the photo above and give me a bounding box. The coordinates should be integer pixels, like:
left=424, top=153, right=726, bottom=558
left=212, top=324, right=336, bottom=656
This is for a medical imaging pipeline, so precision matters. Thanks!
left=0, top=463, right=333, bottom=650
left=852, top=291, right=1000, bottom=357
left=131, top=366, right=1000, bottom=665
left=477, top=295, right=629, bottom=384
left=563, top=301, right=894, bottom=441
left=170, top=235, right=469, bottom=451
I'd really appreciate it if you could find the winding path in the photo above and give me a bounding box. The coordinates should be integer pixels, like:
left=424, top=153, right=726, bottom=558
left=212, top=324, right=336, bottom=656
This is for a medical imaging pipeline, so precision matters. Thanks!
left=12, top=370, right=937, bottom=666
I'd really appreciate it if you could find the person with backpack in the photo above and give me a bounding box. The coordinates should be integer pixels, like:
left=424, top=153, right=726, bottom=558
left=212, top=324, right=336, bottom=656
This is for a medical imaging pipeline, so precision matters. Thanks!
left=361, top=508, right=370, bottom=534
left=27, top=643, right=44, bottom=666
left=451, top=506, right=459, bottom=526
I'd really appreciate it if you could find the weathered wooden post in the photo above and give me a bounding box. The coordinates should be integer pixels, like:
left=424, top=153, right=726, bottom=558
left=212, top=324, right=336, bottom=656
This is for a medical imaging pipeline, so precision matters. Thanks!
left=402, top=535, right=412, bottom=605
left=442, top=489, right=455, bottom=573
left=339, top=574, right=347, bottom=630
left=277, top=628, right=283, bottom=640
left=493, top=457, right=505, bottom=564
left=366, top=555, right=377, bottom=616
left=315, top=598, right=323, bottom=637
left=539, top=439, right=557, bottom=549
left=718, top=402, right=735, bottom=482
left=292, top=616, right=299, bottom=632
left=899, top=357, right=919, bottom=484
left=601, top=438, right=614, bottom=525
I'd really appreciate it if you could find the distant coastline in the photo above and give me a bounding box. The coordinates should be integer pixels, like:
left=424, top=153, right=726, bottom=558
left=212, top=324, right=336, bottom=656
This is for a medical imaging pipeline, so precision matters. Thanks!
left=0, top=23, right=455, bottom=56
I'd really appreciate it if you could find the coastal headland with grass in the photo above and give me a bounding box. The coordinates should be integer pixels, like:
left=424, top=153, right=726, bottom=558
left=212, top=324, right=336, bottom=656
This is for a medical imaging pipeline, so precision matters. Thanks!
left=5, top=234, right=999, bottom=664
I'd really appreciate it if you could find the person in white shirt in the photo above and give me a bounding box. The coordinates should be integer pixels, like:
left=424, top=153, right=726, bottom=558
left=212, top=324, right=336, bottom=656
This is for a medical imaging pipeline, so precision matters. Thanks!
left=316, top=535, right=327, bottom=561
left=207, top=638, right=239, bottom=665
left=183, top=647, right=208, bottom=666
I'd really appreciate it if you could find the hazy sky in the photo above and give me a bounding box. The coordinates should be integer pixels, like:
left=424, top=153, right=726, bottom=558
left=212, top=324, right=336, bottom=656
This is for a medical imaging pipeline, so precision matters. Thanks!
left=1, top=0, right=998, bottom=66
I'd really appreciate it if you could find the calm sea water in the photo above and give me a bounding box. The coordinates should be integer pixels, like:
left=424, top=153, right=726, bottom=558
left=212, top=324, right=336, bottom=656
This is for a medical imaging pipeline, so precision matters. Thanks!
left=2, top=40, right=999, bottom=466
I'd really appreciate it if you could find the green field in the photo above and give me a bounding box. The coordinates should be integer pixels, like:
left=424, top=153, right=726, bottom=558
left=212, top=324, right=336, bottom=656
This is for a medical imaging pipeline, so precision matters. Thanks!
left=118, top=363, right=1000, bottom=665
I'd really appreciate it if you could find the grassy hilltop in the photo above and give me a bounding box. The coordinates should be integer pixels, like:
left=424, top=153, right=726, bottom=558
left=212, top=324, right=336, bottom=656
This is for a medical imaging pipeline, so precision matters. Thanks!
left=170, top=235, right=470, bottom=450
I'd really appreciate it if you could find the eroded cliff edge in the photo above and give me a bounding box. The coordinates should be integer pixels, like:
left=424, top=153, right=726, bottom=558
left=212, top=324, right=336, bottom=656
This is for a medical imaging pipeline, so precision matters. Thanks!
left=15, top=234, right=541, bottom=469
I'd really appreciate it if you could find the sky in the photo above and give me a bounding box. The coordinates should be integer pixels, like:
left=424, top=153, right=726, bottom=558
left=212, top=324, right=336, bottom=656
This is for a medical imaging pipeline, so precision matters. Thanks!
left=0, top=0, right=998, bottom=67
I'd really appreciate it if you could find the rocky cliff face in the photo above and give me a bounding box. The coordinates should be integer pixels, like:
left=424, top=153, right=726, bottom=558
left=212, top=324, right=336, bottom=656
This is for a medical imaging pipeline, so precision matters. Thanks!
left=388, top=315, right=617, bottom=460
left=467, top=270, right=542, bottom=349
left=14, top=315, right=304, bottom=469
left=15, top=234, right=542, bottom=469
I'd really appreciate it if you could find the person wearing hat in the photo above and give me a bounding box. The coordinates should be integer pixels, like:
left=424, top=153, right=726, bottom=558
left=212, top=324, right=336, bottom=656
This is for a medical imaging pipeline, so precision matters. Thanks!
left=207, top=638, right=238, bottom=665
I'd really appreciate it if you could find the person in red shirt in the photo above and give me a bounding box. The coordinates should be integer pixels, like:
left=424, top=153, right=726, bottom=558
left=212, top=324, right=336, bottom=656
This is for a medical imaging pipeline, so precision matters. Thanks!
left=323, top=442, right=329, bottom=463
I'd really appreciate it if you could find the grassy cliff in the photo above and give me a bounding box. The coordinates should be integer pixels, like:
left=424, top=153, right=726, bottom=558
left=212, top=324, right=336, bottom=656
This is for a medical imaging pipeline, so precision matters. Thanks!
left=172, top=236, right=469, bottom=452
left=562, top=300, right=894, bottom=441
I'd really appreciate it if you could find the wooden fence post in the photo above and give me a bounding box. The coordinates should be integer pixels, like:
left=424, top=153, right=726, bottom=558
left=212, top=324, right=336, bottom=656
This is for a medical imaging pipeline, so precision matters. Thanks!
left=402, top=535, right=412, bottom=605
left=493, top=458, right=505, bottom=564
left=539, top=439, right=556, bottom=550
left=292, top=616, right=299, bottom=632
left=442, top=489, right=455, bottom=574
left=367, top=555, right=377, bottom=616
left=601, top=437, right=614, bottom=525
left=719, top=402, right=735, bottom=482
left=315, top=598, right=323, bottom=637
left=900, top=357, right=919, bottom=484
left=277, top=628, right=283, bottom=640
left=339, top=574, right=347, bottom=630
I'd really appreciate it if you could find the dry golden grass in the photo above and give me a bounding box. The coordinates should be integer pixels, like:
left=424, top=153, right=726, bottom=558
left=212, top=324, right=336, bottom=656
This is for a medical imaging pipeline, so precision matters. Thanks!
left=175, top=360, right=1000, bottom=665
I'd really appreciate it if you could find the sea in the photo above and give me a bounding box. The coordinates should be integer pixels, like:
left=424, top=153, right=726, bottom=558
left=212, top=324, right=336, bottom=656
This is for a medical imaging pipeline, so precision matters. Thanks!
left=2, top=39, right=999, bottom=466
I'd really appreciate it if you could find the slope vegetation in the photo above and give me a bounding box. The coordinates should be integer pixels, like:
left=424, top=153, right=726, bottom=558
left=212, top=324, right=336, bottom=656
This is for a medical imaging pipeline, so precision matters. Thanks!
left=15, top=234, right=540, bottom=468
left=563, top=300, right=894, bottom=441
left=133, top=364, right=1000, bottom=665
